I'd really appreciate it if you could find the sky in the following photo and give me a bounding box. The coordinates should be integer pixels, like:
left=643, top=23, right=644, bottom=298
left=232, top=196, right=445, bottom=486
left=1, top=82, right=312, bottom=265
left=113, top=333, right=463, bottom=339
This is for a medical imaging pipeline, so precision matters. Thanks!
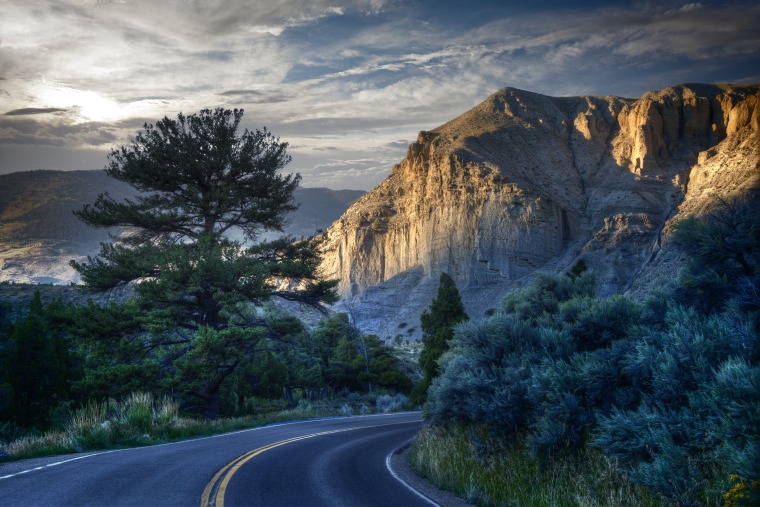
left=1, top=1, right=759, bottom=190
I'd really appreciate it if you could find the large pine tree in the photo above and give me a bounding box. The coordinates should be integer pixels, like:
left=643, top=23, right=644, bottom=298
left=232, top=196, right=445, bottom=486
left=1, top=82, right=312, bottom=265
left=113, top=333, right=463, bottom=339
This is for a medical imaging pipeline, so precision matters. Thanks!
left=72, top=108, right=336, bottom=417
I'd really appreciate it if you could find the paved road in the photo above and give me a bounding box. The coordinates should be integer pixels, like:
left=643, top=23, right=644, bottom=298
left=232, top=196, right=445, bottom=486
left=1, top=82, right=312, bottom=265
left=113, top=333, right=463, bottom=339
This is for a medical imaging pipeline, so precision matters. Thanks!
left=0, top=412, right=432, bottom=507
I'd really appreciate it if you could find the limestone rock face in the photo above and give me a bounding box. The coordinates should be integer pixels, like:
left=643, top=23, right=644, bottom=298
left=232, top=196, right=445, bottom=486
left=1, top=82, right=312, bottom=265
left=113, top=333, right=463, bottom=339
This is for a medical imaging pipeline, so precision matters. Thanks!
left=318, top=84, right=760, bottom=339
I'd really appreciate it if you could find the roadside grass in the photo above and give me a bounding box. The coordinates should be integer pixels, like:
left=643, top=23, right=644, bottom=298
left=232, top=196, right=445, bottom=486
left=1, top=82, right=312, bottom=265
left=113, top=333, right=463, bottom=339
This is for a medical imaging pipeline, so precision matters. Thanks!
left=409, top=425, right=662, bottom=507
left=1, top=392, right=413, bottom=462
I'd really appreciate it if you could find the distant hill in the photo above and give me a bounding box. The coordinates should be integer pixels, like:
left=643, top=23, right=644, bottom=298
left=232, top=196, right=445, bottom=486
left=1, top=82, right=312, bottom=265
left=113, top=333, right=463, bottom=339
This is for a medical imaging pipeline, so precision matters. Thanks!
left=276, top=187, right=366, bottom=239
left=0, top=170, right=363, bottom=284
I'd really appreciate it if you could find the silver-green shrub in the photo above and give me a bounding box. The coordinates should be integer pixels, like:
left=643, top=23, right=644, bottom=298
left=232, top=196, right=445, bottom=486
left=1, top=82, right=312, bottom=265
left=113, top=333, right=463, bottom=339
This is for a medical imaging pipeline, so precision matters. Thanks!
left=427, top=263, right=760, bottom=504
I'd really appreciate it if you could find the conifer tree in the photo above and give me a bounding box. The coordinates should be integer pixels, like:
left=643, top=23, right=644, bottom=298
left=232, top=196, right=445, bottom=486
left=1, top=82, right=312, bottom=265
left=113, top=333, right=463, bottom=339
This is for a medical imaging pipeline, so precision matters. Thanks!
left=72, top=108, right=336, bottom=417
left=413, top=272, right=468, bottom=403
left=0, top=293, right=73, bottom=428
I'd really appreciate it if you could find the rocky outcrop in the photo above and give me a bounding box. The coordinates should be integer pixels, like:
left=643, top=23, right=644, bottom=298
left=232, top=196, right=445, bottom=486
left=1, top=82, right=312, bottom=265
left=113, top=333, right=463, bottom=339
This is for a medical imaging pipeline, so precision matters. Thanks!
left=318, top=84, right=760, bottom=339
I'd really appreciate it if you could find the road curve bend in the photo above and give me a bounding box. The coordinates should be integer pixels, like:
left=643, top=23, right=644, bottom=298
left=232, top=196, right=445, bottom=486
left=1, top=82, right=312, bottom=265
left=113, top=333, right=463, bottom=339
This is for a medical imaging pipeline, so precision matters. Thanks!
left=0, top=412, right=432, bottom=507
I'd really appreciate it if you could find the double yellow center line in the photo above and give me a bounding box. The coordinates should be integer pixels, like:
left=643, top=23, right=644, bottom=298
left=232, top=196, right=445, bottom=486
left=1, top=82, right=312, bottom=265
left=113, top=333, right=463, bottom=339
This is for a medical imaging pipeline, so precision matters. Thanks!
left=199, top=420, right=419, bottom=507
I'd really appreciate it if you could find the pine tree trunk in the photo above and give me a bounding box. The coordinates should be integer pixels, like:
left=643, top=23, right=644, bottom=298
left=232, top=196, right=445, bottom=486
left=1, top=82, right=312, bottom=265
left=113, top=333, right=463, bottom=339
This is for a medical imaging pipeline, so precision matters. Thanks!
left=237, top=391, right=245, bottom=415
left=205, top=387, right=222, bottom=420
left=284, top=386, right=296, bottom=409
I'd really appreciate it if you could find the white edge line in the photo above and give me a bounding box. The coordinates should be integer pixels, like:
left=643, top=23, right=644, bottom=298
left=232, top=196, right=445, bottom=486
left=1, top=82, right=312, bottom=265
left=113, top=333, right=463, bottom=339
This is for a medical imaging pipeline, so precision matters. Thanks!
left=0, top=453, right=102, bottom=480
left=385, top=438, right=440, bottom=507
left=0, top=411, right=422, bottom=481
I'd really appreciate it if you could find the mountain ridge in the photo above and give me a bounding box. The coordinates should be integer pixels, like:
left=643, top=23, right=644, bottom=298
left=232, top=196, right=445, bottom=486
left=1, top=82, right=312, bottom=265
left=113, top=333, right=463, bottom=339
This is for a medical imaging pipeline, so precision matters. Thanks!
left=318, top=83, right=760, bottom=339
left=3, top=84, right=758, bottom=341
left=0, top=169, right=364, bottom=284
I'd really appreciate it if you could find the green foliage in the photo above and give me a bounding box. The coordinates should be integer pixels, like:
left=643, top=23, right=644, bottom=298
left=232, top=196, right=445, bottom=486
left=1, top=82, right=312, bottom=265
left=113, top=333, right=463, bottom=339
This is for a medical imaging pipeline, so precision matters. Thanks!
left=567, top=258, right=588, bottom=281
left=67, top=301, right=160, bottom=400
left=724, top=475, right=760, bottom=507
left=308, top=314, right=411, bottom=396
left=427, top=314, right=539, bottom=434
left=222, top=350, right=288, bottom=415
left=0, top=109, right=411, bottom=428
left=425, top=249, right=760, bottom=505
left=593, top=314, right=759, bottom=501
left=1, top=389, right=413, bottom=460
left=558, top=294, right=643, bottom=351
left=428, top=272, right=622, bottom=452
left=710, top=358, right=760, bottom=480
left=500, top=270, right=595, bottom=321
left=74, top=108, right=297, bottom=249
left=0, top=293, right=78, bottom=429
left=375, top=393, right=411, bottom=413
left=415, top=273, right=468, bottom=403
left=64, top=393, right=182, bottom=449
left=674, top=193, right=760, bottom=316
left=69, top=108, right=337, bottom=418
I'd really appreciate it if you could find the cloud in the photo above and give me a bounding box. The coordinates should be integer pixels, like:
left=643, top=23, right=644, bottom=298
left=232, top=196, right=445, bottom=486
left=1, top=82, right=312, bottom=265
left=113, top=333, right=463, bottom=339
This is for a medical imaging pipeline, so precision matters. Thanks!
left=678, top=3, right=704, bottom=12
left=477, top=4, right=760, bottom=64
left=219, top=89, right=294, bottom=104
left=299, top=156, right=401, bottom=189
left=385, top=139, right=410, bottom=149
left=5, top=108, right=69, bottom=116
left=0, top=115, right=120, bottom=148
left=1, top=0, right=759, bottom=188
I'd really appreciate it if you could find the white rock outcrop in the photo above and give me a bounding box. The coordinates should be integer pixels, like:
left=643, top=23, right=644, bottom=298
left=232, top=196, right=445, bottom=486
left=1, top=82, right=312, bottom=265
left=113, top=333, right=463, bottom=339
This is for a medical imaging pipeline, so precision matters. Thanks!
left=318, top=84, right=760, bottom=340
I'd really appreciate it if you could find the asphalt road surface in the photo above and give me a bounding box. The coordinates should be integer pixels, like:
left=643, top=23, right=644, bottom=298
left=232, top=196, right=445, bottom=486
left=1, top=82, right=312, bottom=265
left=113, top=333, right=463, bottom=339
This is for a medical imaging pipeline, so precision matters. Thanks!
left=0, top=412, right=433, bottom=507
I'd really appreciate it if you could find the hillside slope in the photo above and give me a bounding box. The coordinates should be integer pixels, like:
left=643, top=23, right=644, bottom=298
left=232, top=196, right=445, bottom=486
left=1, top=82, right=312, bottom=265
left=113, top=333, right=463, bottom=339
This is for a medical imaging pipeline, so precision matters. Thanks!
left=318, top=84, right=760, bottom=339
left=0, top=170, right=363, bottom=284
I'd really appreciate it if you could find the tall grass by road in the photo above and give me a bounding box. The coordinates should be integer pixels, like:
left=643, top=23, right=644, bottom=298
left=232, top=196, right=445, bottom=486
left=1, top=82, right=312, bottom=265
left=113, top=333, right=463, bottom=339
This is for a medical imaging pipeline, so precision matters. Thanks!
left=409, top=425, right=661, bottom=507
left=2, top=392, right=411, bottom=461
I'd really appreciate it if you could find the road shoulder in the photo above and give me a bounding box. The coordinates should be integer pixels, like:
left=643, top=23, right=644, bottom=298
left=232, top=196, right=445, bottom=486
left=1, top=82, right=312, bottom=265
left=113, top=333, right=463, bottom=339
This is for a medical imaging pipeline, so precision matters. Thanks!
left=389, top=441, right=474, bottom=507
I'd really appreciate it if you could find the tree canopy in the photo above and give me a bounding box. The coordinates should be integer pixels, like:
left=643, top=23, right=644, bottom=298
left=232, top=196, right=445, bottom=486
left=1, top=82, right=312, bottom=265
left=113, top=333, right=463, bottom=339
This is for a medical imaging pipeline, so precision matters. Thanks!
left=75, top=108, right=297, bottom=247
left=71, top=108, right=337, bottom=417
left=0, top=293, right=75, bottom=429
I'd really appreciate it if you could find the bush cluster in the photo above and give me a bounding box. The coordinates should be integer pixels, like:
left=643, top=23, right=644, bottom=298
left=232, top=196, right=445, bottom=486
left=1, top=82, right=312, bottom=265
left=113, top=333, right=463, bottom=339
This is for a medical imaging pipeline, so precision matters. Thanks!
left=426, top=195, right=760, bottom=505
left=428, top=271, right=759, bottom=503
left=65, top=392, right=179, bottom=449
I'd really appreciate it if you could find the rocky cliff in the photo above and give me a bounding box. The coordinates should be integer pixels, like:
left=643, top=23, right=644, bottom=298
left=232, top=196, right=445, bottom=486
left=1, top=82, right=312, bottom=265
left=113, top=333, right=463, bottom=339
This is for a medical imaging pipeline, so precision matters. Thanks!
left=318, top=84, right=760, bottom=340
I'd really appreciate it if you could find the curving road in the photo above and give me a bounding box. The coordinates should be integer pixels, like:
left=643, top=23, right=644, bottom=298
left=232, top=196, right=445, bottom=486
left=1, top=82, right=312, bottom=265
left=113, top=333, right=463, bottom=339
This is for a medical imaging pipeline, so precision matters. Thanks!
left=0, top=412, right=432, bottom=507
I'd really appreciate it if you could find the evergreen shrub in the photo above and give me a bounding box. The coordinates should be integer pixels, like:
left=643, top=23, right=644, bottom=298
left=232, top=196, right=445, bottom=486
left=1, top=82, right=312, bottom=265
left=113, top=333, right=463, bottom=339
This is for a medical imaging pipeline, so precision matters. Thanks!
left=425, top=263, right=760, bottom=504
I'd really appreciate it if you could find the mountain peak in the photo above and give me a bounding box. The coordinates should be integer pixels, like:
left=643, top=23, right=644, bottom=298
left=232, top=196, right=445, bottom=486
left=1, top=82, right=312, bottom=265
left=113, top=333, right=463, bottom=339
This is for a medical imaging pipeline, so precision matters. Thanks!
left=319, top=83, right=760, bottom=339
